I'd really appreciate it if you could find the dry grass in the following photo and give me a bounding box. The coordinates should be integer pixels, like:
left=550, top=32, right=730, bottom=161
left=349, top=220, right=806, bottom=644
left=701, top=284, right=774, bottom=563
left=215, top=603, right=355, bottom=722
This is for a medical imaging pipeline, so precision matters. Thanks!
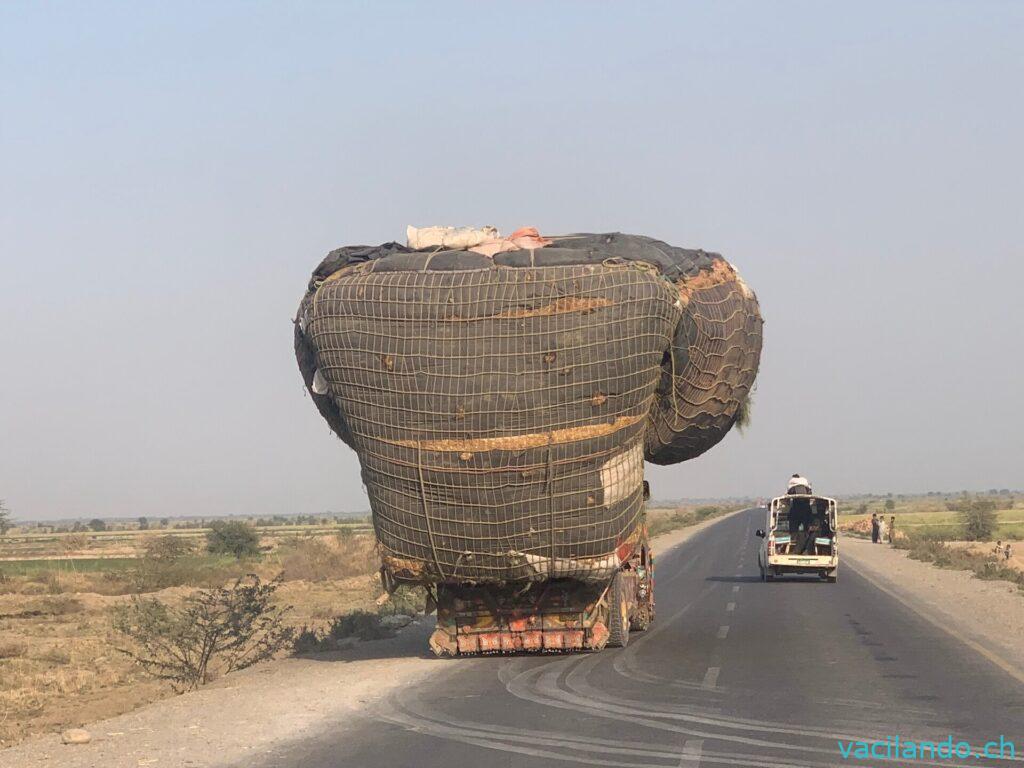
left=0, top=533, right=383, bottom=748
left=646, top=505, right=728, bottom=538
left=892, top=533, right=1024, bottom=593
left=0, top=641, right=28, bottom=659
left=274, top=535, right=379, bottom=582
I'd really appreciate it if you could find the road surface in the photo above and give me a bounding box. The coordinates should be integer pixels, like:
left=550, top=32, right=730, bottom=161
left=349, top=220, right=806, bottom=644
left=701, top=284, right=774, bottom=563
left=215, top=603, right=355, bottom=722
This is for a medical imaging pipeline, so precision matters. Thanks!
left=254, top=509, right=1024, bottom=768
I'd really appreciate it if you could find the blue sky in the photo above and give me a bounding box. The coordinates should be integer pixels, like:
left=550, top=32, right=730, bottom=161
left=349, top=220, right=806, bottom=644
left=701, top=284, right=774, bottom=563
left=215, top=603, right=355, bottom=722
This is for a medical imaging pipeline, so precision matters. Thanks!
left=2, top=2, right=1022, bottom=520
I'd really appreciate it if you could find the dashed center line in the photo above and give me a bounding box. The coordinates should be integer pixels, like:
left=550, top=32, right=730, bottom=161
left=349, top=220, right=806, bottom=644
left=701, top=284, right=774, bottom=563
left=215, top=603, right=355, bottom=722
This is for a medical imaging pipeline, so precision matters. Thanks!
left=701, top=666, right=720, bottom=690
left=726, top=602, right=735, bottom=612
left=717, top=625, right=730, bottom=639
left=679, top=737, right=704, bottom=766
left=732, top=585, right=740, bottom=593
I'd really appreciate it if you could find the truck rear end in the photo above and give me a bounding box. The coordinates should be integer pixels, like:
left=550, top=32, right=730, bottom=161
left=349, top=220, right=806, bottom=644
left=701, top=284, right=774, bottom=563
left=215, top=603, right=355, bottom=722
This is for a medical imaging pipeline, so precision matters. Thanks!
left=294, top=229, right=762, bottom=654
left=429, top=534, right=654, bottom=655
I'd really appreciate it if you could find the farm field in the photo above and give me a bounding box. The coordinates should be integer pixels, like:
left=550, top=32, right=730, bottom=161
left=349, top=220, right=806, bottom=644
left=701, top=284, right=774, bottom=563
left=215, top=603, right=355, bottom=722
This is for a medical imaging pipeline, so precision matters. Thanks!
left=838, top=507, right=1023, bottom=540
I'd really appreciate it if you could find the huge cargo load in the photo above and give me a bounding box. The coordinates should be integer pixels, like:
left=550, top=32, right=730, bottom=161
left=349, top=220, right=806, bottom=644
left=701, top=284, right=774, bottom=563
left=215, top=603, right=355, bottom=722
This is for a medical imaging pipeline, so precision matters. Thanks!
left=295, top=228, right=762, bottom=653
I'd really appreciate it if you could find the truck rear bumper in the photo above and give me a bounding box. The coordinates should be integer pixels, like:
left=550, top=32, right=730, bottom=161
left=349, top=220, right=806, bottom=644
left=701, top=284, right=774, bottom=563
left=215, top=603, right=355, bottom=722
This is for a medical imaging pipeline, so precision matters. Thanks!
left=428, top=580, right=614, bottom=656
left=768, top=555, right=837, bottom=572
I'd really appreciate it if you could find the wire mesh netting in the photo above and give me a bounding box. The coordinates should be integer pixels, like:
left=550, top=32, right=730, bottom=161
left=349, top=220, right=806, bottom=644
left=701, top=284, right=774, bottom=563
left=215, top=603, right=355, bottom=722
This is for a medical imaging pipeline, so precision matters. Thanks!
left=294, top=233, right=763, bottom=585
left=645, top=267, right=763, bottom=464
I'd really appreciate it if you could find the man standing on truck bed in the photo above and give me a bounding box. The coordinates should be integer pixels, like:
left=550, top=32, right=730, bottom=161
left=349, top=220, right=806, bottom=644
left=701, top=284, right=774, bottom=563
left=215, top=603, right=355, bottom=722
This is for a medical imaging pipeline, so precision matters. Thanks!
left=786, top=475, right=813, bottom=553
left=787, top=474, right=812, bottom=495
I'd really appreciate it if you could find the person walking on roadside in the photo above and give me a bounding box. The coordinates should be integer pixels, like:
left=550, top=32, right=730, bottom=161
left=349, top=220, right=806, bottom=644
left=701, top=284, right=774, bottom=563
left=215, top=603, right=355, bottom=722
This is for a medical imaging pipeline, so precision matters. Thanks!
left=1006, top=543, right=1014, bottom=561
left=888, top=515, right=896, bottom=544
left=871, top=513, right=880, bottom=544
left=878, top=515, right=887, bottom=543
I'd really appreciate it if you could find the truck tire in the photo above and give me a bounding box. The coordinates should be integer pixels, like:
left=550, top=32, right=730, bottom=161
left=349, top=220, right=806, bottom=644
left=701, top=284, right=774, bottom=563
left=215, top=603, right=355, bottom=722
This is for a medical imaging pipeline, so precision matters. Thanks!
left=607, top=573, right=631, bottom=648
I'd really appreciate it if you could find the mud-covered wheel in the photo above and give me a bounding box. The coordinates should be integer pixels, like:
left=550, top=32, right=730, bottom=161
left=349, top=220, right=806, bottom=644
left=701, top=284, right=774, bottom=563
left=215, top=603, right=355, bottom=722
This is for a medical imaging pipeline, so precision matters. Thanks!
left=607, top=572, right=631, bottom=648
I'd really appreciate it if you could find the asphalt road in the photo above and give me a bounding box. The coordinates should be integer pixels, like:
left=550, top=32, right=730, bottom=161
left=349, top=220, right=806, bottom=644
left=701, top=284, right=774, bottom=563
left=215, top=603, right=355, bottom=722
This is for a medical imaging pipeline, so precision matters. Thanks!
left=255, top=509, right=1024, bottom=768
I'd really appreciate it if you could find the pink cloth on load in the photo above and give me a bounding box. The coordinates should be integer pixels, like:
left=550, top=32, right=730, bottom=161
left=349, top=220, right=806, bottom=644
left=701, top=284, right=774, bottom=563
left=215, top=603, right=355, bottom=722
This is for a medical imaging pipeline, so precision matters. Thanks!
left=469, top=227, right=553, bottom=257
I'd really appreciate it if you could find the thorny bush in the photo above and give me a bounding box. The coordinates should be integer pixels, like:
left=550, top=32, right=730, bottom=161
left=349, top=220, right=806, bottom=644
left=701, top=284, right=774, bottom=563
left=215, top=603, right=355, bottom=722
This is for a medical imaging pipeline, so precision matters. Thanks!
left=112, top=574, right=294, bottom=691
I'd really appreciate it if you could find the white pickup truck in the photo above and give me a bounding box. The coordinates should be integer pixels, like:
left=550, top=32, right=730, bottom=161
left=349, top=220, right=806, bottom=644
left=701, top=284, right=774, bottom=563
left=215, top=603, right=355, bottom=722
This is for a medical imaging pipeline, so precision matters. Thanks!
left=756, top=494, right=838, bottom=582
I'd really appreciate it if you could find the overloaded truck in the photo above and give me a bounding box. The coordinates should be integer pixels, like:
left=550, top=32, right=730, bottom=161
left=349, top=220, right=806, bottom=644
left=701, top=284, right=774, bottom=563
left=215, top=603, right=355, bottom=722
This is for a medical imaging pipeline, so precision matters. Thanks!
left=294, top=228, right=763, bottom=655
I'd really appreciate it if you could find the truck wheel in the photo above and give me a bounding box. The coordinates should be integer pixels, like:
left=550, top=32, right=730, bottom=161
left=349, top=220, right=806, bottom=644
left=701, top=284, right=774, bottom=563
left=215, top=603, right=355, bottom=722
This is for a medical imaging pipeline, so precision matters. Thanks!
left=607, top=573, right=631, bottom=648
left=826, top=569, right=838, bottom=584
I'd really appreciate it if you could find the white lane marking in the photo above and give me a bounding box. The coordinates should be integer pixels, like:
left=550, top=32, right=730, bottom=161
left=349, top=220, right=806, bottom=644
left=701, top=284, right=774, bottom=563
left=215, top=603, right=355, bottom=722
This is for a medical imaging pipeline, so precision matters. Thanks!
left=717, top=625, right=730, bottom=639
left=726, top=602, right=735, bottom=612
left=701, top=667, right=720, bottom=690
left=679, top=737, right=704, bottom=766
left=732, top=585, right=740, bottom=593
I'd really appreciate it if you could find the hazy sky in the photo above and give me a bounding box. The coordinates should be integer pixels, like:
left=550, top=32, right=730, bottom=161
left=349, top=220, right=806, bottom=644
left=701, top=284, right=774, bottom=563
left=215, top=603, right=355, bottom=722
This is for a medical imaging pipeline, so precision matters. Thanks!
left=2, top=2, right=1022, bottom=521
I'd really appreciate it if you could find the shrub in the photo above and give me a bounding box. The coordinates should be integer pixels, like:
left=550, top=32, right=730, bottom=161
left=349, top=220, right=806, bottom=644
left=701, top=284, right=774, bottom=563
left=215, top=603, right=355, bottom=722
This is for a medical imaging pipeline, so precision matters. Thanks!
left=291, top=607, right=404, bottom=654
left=112, top=574, right=293, bottom=691
left=694, top=506, right=722, bottom=521
left=0, top=641, right=27, bottom=659
left=292, top=625, right=325, bottom=654
left=378, top=585, right=427, bottom=617
left=328, top=610, right=394, bottom=641
left=145, top=535, right=197, bottom=563
left=961, top=499, right=998, bottom=541
left=648, top=509, right=696, bottom=538
left=278, top=535, right=377, bottom=582
left=128, top=555, right=245, bottom=592
left=206, top=521, right=261, bottom=558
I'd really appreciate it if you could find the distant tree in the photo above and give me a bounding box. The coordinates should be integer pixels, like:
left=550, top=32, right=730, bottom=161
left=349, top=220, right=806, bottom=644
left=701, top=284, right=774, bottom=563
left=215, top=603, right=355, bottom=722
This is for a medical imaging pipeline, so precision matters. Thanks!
left=857, top=503, right=868, bottom=515
left=960, top=499, right=998, bottom=541
left=206, top=520, right=260, bottom=558
left=0, top=500, right=12, bottom=535
left=884, top=498, right=895, bottom=512
left=88, top=518, right=107, bottom=532
left=138, top=516, right=150, bottom=531
left=159, top=518, right=170, bottom=528
left=144, top=534, right=197, bottom=562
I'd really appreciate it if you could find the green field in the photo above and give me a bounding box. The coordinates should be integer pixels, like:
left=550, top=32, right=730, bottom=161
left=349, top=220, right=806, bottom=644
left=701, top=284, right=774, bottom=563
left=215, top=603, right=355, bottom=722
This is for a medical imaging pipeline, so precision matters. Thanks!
left=842, top=508, right=1024, bottom=540
left=0, top=557, right=140, bottom=575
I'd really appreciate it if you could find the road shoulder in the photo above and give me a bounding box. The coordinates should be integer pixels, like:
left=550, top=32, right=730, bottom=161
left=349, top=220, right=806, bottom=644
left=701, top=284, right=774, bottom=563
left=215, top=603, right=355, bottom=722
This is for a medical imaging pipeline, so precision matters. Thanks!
left=843, top=537, right=1024, bottom=684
